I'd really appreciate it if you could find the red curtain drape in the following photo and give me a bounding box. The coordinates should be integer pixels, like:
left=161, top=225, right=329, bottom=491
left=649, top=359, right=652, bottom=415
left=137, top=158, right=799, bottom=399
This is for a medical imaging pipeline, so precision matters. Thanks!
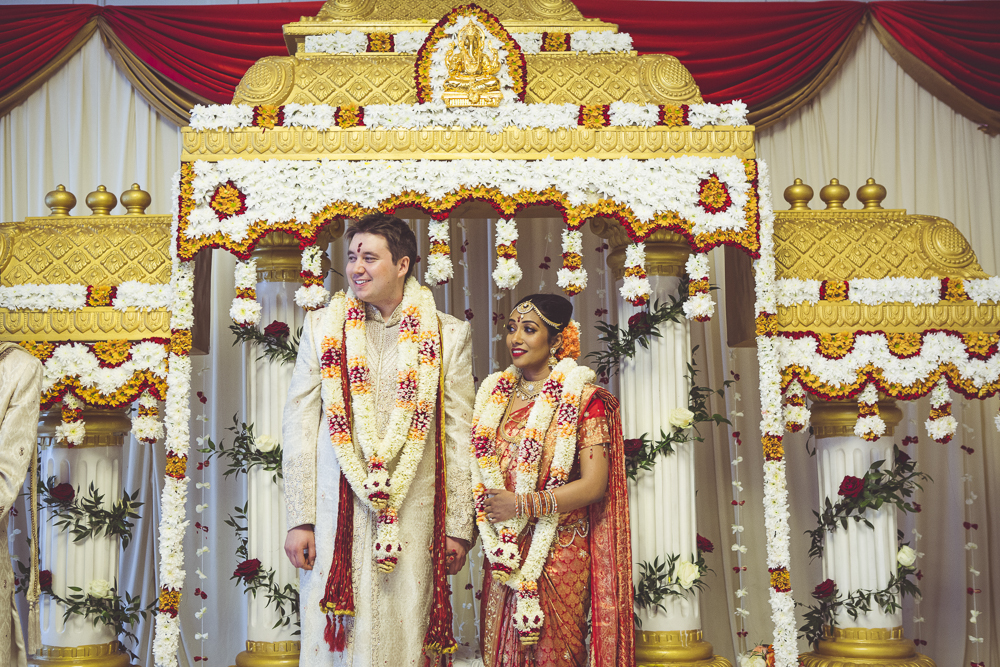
left=572, top=0, right=868, bottom=106
left=0, top=6, right=99, bottom=97
left=870, top=1, right=1000, bottom=111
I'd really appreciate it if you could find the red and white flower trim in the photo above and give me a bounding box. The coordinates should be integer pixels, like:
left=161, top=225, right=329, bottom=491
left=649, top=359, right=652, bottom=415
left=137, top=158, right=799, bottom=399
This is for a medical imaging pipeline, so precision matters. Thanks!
left=854, top=385, right=885, bottom=441
left=782, top=380, right=809, bottom=433
left=776, top=276, right=1000, bottom=307
left=492, top=219, right=522, bottom=291
left=132, top=390, right=164, bottom=444
left=470, top=358, right=594, bottom=644
left=294, top=245, right=330, bottom=310
left=425, top=220, right=453, bottom=285
left=682, top=252, right=714, bottom=322
left=230, top=259, right=261, bottom=325
left=319, top=278, right=441, bottom=572
left=55, top=394, right=86, bottom=446
left=556, top=229, right=587, bottom=296
left=924, top=378, right=957, bottom=444
left=621, top=243, right=651, bottom=307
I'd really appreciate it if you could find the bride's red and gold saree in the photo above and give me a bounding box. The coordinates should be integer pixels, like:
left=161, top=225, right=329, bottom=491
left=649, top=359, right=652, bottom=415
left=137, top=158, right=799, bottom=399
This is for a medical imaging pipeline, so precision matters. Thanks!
left=479, top=385, right=634, bottom=667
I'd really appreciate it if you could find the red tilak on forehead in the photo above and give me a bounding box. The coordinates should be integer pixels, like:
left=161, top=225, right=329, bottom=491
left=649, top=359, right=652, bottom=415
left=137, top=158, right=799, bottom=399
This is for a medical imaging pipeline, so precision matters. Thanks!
left=356, top=241, right=363, bottom=253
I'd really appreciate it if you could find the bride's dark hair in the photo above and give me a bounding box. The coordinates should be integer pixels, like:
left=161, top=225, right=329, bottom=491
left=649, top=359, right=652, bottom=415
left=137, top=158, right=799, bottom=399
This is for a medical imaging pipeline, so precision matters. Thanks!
left=512, top=294, right=573, bottom=338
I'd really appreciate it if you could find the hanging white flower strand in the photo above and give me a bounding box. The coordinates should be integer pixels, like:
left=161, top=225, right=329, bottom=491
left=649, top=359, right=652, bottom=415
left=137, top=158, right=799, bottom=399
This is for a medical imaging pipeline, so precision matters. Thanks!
left=924, top=378, right=957, bottom=444
left=294, top=244, right=331, bottom=310
left=492, top=218, right=522, bottom=290
left=55, top=394, right=86, bottom=447
left=620, top=242, right=651, bottom=307
left=230, top=259, right=261, bottom=325
left=556, top=228, right=587, bottom=295
left=682, top=252, right=714, bottom=322
left=854, top=385, right=885, bottom=441
left=131, top=390, right=164, bottom=444
left=783, top=380, right=809, bottom=433
left=425, top=220, right=454, bottom=285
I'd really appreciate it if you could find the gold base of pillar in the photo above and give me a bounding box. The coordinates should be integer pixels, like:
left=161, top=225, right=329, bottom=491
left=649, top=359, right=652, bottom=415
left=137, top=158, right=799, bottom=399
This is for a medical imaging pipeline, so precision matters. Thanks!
left=234, top=640, right=301, bottom=667
left=30, top=641, right=131, bottom=667
left=800, top=627, right=935, bottom=667
left=635, top=630, right=732, bottom=667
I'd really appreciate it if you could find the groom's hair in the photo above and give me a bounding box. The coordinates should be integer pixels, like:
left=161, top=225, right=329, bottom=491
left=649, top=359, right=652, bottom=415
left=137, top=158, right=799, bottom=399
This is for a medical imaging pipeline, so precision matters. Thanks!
left=346, top=213, right=418, bottom=282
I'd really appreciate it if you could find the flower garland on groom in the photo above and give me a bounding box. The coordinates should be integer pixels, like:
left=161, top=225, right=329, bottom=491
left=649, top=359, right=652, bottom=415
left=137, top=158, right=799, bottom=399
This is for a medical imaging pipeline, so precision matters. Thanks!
left=282, top=214, right=476, bottom=666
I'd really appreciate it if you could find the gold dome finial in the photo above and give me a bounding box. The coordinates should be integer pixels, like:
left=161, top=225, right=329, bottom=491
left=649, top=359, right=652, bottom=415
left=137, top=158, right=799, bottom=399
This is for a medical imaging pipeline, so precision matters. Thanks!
left=45, top=185, right=76, bottom=216
left=819, top=178, right=850, bottom=210
left=783, top=178, right=813, bottom=211
left=856, top=178, right=887, bottom=210
left=86, top=185, right=118, bottom=215
left=121, top=183, right=152, bottom=215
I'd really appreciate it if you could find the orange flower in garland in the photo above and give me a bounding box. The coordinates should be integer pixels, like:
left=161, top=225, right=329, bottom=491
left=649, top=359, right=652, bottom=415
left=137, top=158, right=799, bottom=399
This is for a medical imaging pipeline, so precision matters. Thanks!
left=159, top=588, right=181, bottom=617
left=762, top=434, right=784, bottom=461
left=578, top=105, right=610, bottom=129
left=336, top=105, right=365, bottom=128
left=818, top=332, right=855, bottom=359
left=93, top=340, right=133, bottom=367
left=541, top=32, right=569, bottom=51
left=964, top=331, right=999, bottom=359
left=86, top=285, right=116, bottom=307
left=887, top=332, right=923, bottom=359
left=698, top=174, right=732, bottom=214
left=22, top=341, right=55, bottom=362
left=367, top=33, right=393, bottom=52
left=659, top=104, right=689, bottom=126
left=769, top=567, right=791, bottom=593
left=941, top=277, right=970, bottom=301
left=819, top=280, right=849, bottom=302
left=755, top=313, right=777, bottom=337
left=171, top=329, right=193, bottom=356
left=252, top=105, right=284, bottom=129
left=209, top=181, right=247, bottom=221
left=165, top=453, right=187, bottom=480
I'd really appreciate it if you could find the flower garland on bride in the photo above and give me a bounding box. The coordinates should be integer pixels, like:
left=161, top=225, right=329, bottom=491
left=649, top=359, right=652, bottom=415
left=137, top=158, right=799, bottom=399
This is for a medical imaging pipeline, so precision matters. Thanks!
left=470, top=352, right=594, bottom=643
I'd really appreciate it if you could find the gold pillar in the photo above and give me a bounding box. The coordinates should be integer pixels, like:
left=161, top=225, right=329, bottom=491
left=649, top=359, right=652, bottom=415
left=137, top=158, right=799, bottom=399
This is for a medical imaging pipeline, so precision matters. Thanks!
left=235, top=641, right=302, bottom=667
left=800, top=399, right=934, bottom=667
left=30, top=641, right=131, bottom=667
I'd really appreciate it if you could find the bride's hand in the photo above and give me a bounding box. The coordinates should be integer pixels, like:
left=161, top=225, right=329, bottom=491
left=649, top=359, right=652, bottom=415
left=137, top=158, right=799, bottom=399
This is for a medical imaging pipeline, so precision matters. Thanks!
left=483, top=488, right=516, bottom=523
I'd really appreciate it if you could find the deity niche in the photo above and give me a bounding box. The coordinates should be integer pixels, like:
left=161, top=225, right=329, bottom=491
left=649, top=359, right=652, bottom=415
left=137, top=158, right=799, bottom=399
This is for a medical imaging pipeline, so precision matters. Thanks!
left=442, top=21, right=503, bottom=107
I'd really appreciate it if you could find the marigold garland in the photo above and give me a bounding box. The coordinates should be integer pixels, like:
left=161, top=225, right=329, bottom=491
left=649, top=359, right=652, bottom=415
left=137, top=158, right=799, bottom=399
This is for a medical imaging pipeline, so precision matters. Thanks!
left=542, top=31, right=570, bottom=51
left=578, top=104, right=609, bottom=129
left=209, top=181, right=247, bottom=220
left=940, top=277, right=970, bottom=301
left=86, top=285, right=116, bottom=307
left=769, top=567, right=791, bottom=593
left=819, top=280, right=849, bottom=301
left=367, top=33, right=393, bottom=52
left=659, top=104, right=689, bottom=126
left=335, top=105, right=364, bottom=128
left=697, top=174, right=732, bottom=214
left=252, top=105, right=284, bottom=129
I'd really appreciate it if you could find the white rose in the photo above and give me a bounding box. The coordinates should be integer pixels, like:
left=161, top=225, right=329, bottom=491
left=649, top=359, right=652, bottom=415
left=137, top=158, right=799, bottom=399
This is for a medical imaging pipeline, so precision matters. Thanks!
left=87, top=579, right=113, bottom=599
left=740, top=655, right=766, bottom=667
left=674, top=560, right=699, bottom=589
left=668, top=408, right=695, bottom=430
left=255, top=434, right=279, bottom=453
left=896, top=545, right=917, bottom=568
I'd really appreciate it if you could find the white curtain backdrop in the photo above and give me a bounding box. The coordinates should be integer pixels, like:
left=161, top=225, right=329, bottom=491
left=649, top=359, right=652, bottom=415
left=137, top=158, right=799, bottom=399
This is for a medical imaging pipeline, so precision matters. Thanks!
left=1, top=24, right=997, bottom=667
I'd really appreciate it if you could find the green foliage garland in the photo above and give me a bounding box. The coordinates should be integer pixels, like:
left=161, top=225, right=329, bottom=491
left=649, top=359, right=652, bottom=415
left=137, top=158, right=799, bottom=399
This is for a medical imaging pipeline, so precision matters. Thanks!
left=230, top=322, right=301, bottom=366
left=38, top=475, right=142, bottom=549
left=199, top=415, right=283, bottom=483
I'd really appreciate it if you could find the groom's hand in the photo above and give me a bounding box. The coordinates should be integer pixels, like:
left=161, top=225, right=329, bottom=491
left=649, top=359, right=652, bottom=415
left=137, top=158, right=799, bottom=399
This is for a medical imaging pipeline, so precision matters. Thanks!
left=285, top=525, right=316, bottom=570
left=444, top=536, right=469, bottom=575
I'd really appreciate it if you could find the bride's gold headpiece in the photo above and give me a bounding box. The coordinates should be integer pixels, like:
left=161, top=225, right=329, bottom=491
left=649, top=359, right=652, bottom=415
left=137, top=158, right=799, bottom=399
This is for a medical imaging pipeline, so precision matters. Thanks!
left=510, top=300, right=563, bottom=330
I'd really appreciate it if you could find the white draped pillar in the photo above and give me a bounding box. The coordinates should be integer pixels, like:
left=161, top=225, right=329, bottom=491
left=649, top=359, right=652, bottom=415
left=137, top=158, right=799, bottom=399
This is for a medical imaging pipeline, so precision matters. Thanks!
left=32, top=407, right=130, bottom=667
left=800, top=400, right=933, bottom=667
left=593, top=224, right=729, bottom=667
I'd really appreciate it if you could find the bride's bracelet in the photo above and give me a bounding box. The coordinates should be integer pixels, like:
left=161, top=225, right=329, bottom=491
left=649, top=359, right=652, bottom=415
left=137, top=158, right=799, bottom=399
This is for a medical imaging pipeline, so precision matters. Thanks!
left=515, top=490, right=559, bottom=519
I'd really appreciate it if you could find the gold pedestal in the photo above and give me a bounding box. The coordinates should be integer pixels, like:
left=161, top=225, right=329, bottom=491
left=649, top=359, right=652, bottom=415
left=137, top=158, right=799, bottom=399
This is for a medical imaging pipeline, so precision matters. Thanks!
left=234, top=640, right=300, bottom=667
left=800, top=627, right=935, bottom=667
left=636, top=630, right=732, bottom=667
left=30, top=641, right=131, bottom=667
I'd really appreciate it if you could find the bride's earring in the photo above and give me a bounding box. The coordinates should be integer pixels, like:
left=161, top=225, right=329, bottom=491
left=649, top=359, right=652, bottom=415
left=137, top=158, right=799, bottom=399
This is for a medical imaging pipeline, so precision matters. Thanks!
left=548, top=347, right=558, bottom=367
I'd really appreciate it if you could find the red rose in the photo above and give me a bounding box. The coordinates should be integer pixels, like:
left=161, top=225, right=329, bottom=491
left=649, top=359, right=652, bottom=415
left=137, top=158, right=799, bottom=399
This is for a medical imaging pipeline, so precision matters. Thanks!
left=896, top=450, right=911, bottom=465
left=913, top=503, right=922, bottom=513
left=697, top=534, right=714, bottom=553
left=812, top=578, right=836, bottom=599
left=50, top=483, right=75, bottom=505
left=263, top=320, right=290, bottom=339
left=39, top=570, right=52, bottom=593
left=837, top=475, right=864, bottom=499
left=627, top=312, right=651, bottom=334
left=233, top=558, right=262, bottom=582
left=623, top=438, right=644, bottom=457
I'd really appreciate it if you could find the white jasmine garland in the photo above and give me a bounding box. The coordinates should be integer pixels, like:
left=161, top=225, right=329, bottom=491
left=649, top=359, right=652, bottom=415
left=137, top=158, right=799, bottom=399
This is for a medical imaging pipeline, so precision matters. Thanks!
left=283, top=103, right=336, bottom=129
left=682, top=292, right=715, bottom=321
left=494, top=218, right=518, bottom=247
left=188, top=104, right=254, bottom=131
left=854, top=415, right=887, bottom=440
left=511, top=32, right=542, bottom=54
left=556, top=267, right=588, bottom=293
left=685, top=253, right=710, bottom=281
left=300, top=245, right=323, bottom=276
left=492, top=258, right=523, bottom=291
left=233, top=259, right=257, bottom=290
left=966, top=276, right=1000, bottom=305
left=924, top=377, right=957, bottom=443
left=776, top=278, right=821, bottom=307
left=294, top=284, right=330, bottom=310
left=0, top=282, right=172, bottom=312
left=620, top=242, right=651, bottom=305
left=425, top=220, right=453, bottom=285
left=229, top=297, right=262, bottom=325
left=570, top=30, right=634, bottom=53
left=303, top=31, right=368, bottom=54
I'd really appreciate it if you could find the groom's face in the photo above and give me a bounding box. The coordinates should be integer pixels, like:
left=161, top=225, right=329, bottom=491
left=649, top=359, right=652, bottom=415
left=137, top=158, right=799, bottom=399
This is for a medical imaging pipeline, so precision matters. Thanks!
left=346, top=232, right=408, bottom=306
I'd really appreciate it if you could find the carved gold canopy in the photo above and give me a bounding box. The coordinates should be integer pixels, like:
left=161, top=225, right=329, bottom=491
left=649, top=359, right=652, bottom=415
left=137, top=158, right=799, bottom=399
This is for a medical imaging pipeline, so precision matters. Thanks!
left=726, top=178, right=997, bottom=346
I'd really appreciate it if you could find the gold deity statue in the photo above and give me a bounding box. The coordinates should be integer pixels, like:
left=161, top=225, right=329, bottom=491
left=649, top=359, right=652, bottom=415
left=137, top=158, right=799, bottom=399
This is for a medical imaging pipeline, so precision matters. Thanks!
left=442, top=20, right=503, bottom=107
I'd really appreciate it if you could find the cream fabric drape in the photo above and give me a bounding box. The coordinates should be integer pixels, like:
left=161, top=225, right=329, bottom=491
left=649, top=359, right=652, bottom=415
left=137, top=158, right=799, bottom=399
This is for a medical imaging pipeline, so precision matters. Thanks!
left=2, top=25, right=998, bottom=667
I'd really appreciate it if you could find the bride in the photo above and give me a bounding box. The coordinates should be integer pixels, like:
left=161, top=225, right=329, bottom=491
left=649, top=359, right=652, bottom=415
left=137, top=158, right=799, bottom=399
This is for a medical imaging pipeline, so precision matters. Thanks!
left=472, top=294, right=634, bottom=667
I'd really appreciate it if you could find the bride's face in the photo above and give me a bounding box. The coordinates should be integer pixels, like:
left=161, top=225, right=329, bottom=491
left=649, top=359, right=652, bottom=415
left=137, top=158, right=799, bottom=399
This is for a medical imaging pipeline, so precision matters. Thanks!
left=506, top=312, right=556, bottom=377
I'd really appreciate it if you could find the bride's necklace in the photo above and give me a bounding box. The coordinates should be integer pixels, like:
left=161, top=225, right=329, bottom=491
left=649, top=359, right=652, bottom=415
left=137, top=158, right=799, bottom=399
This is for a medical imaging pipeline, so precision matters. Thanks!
left=515, top=373, right=549, bottom=402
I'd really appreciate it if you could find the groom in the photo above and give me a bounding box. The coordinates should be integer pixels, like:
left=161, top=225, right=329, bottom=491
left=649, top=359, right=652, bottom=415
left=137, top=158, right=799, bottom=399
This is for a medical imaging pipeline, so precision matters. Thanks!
left=283, top=213, right=475, bottom=666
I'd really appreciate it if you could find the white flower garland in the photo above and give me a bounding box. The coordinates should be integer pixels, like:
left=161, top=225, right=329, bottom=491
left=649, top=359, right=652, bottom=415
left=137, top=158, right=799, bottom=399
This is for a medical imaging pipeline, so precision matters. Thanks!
left=776, top=276, right=1000, bottom=307
left=0, top=282, right=172, bottom=312
left=294, top=245, right=331, bottom=311
left=782, top=380, right=809, bottom=433
left=854, top=384, right=886, bottom=442
left=304, top=31, right=368, bottom=54
left=492, top=218, right=522, bottom=291
left=470, top=358, right=594, bottom=642
left=132, top=390, right=163, bottom=444
left=319, top=280, right=441, bottom=571
left=425, top=220, right=454, bottom=285
left=555, top=229, right=587, bottom=295
left=188, top=100, right=749, bottom=133
left=569, top=30, right=633, bottom=53
left=55, top=394, right=86, bottom=446
left=620, top=242, right=651, bottom=306
left=300, top=29, right=634, bottom=55
left=230, top=259, right=261, bottom=325
left=682, top=252, right=715, bottom=322
left=924, top=378, right=957, bottom=443
left=40, top=341, right=169, bottom=396
left=429, top=15, right=516, bottom=105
